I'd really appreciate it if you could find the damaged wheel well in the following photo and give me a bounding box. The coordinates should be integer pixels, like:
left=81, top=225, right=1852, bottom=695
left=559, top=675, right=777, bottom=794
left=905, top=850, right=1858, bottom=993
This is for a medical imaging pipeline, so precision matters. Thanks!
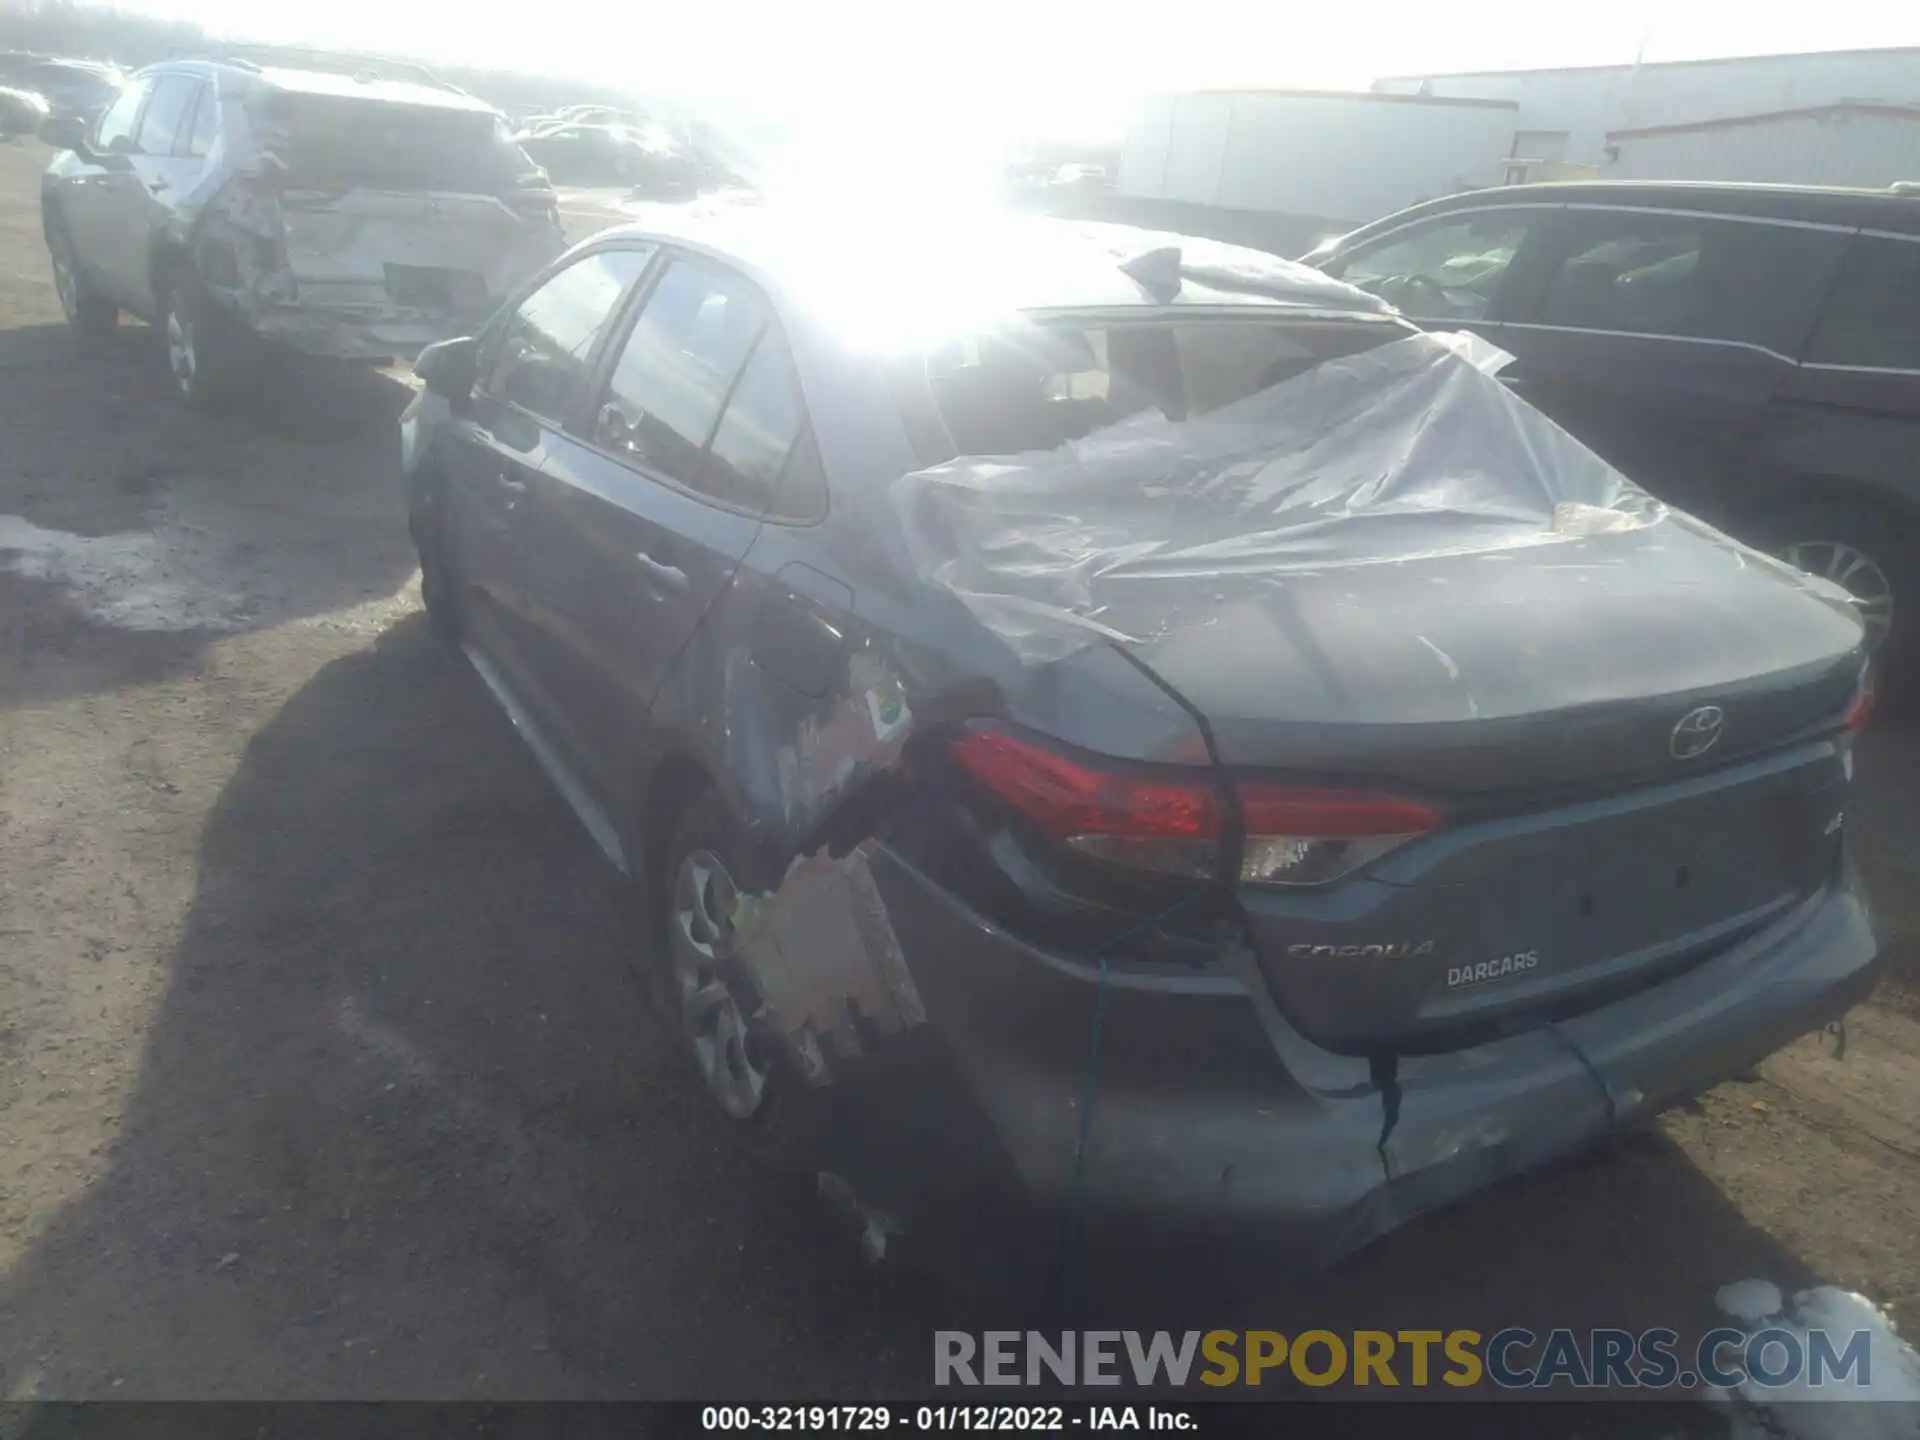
left=640, top=753, right=716, bottom=912
left=150, top=241, right=192, bottom=311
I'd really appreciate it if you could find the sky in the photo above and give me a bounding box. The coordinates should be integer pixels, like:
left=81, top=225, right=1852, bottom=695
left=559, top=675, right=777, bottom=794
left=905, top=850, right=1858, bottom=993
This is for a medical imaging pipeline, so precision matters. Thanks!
left=113, top=0, right=1920, bottom=144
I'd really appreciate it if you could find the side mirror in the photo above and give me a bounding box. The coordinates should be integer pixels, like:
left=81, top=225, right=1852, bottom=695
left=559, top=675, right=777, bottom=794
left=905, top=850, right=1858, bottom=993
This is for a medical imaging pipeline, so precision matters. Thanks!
left=414, top=336, right=479, bottom=403
left=40, top=114, right=89, bottom=153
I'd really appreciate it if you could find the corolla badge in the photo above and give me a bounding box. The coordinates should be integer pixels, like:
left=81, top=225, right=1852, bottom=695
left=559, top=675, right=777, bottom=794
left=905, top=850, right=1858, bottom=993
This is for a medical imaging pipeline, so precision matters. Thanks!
left=1670, top=705, right=1725, bottom=760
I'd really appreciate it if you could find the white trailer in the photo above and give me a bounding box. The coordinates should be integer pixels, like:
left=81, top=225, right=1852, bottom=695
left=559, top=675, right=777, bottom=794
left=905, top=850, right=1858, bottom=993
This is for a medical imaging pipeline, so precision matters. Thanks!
left=1118, top=89, right=1518, bottom=230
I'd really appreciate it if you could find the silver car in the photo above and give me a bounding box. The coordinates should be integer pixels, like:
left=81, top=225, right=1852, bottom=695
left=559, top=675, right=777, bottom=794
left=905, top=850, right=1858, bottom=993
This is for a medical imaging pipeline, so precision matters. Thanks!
left=41, top=58, right=565, bottom=407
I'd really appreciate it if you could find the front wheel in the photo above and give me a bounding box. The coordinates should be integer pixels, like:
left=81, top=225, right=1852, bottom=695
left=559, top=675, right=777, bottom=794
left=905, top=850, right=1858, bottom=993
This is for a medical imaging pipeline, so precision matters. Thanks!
left=47, top=222, right=117, bottom=338
left=662, top=808, right=775, bottom=1123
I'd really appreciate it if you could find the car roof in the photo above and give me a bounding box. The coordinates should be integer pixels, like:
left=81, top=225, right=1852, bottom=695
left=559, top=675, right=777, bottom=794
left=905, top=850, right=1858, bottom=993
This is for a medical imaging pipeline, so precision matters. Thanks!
left=590, top=205, right=1396, bottom=345
left=1338, top=180, right=1920, bottom=241
left=141, top=60, right=496, bottom=116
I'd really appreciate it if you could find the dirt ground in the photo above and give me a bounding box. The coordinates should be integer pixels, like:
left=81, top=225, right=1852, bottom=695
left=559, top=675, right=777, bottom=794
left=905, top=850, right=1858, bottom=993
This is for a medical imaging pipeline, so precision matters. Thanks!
left=2, top=137, right=1919, bottom=1406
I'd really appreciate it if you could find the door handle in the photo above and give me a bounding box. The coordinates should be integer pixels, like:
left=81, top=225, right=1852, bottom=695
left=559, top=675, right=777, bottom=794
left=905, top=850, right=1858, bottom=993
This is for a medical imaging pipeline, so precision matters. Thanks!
left=496, top=472, right=528, bottom=494
left=634, top=551, right=689, bottom=596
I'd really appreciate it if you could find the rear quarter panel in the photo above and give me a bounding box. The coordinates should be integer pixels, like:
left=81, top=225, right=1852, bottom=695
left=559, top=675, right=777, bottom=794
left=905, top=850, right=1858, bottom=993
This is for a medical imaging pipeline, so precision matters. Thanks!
left=632, top=315, right=1211, bottom=891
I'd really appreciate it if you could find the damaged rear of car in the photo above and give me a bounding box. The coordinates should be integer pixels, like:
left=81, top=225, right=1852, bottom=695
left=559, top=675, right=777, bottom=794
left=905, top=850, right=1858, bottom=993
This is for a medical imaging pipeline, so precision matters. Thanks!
left=42, top=60, right=564, bottom=406
left=201, top=77, right=562, bottom=361
left=405, top=214, right=1880, bottom=1280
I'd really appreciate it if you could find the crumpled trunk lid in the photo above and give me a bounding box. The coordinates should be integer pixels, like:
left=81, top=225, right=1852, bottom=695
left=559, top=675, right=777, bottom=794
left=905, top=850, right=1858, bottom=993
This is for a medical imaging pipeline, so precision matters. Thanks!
left=1119, top=519, right=1864, bottom=1053
left=1119, top=515, right=1865, bottom=783
left=896, top=327, right=1869, bottom=1054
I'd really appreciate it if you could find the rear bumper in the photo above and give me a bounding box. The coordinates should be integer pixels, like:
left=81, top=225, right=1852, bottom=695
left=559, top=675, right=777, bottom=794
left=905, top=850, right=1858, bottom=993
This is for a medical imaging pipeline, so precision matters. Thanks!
left=824, top=847, right=1879, bottom=1268
left=248, top=304, right=483, bottom=362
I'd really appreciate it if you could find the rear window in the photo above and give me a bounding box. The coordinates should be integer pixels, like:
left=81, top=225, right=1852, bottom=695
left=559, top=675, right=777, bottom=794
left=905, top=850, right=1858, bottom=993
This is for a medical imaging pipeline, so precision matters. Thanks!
left=1536, top=212, right=1846, bottom=355
left=913, top=317, right=1402, bottom=459
left=251, top=93, right=524, bottom=191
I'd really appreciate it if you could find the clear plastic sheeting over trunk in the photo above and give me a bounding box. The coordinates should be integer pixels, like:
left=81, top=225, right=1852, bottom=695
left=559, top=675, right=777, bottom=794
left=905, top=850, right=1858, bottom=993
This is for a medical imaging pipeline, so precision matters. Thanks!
left=893, top=331, right=1669, bottom=664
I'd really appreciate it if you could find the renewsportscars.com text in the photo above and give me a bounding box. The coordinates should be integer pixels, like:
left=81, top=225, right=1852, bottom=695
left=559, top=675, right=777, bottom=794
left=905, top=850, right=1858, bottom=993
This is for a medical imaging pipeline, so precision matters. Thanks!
left=935, top=1328, right=1875, bottom=1391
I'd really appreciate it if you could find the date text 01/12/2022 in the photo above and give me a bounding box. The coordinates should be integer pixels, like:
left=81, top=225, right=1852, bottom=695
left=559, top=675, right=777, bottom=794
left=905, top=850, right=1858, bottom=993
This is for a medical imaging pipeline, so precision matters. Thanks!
left=700, top=1406, right=1197, bottom=1432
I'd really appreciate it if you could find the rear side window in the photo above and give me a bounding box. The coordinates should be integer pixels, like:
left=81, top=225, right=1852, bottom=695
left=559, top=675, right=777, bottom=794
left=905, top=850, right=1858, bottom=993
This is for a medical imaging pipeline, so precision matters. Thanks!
left=1538, top=211, right=1844, bottom=355
left=700, top=330, right=819, bottom=519
left=487, top=247, right=655, bottom=424
left=920, top=317, right=1399, bottom=457
left=592, top=259, right=766, bottom=494
left=1807, top=236, right=1920, bottom=371
left=1335, top=211, right=1537, bottom=322
left=135, top=75, right=197, bottom=156
left=184, top=83, right=217, bottom=158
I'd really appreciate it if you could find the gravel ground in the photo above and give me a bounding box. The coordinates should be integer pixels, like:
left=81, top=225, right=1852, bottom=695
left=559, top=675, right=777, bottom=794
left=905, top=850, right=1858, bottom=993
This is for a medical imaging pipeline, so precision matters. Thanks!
left=2, top=138, right=1918, bottom=1408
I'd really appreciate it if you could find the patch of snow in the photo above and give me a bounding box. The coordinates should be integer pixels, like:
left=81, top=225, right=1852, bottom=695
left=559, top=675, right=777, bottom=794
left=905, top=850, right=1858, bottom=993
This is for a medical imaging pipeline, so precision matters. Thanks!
left=1712, top=1280, right=1920, bottom=1440
left=0, top=515, right=248, bottom=632
left=1719, top=1280, right=1787, bottom=1324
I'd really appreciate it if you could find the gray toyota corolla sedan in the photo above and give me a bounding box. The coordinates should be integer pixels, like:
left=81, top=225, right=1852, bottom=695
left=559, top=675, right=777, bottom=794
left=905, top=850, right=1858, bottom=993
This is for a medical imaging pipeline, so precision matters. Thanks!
left=401, top=207, right=1880, bottom=1272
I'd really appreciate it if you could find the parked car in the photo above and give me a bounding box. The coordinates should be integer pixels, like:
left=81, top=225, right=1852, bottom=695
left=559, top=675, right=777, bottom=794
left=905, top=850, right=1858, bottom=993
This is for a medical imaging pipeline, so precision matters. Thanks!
left=1303, top=181, right=1920, bottom=690
left=0, top=84, right=50, bottom=139
left=1053, top=161, right=1109, bottom=191
left=401, top=212, right=1878, bottom=1274
left=0, top=56, right=122, bottom=123
left=514, top=121, right=661, bottom=186
left=40, top=59, right=565, bottom=407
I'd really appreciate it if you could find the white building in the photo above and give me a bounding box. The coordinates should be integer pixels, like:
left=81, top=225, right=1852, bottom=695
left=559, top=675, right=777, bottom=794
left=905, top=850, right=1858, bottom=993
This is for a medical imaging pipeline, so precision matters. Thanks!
left=1375, top=46, right=1920, bottom=174
left=1604, top=103, right=1920, bottom=188
left=1116, top=89, right=1517, bottom=232
left=1107, top=47, right=1920, bottom=253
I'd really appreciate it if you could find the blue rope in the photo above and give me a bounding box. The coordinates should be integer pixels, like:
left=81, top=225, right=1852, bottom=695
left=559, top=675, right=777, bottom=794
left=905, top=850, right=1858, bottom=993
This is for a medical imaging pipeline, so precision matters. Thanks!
left=1057, top=890, right=1212, bottom=1314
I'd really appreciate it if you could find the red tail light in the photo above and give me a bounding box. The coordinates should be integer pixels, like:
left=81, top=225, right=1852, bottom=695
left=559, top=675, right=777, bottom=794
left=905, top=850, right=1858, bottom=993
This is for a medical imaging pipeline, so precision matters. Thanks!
left=950, top=727, right=1440, bottom=886
left=1843, top=665, right=1876, bottom=734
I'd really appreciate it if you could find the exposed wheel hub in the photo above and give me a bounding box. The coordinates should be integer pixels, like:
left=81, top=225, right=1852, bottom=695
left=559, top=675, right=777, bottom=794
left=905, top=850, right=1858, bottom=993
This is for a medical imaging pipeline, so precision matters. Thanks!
left=165, top=304, right=198, bottom=392
left=669, top=849, right=768, bottom=1119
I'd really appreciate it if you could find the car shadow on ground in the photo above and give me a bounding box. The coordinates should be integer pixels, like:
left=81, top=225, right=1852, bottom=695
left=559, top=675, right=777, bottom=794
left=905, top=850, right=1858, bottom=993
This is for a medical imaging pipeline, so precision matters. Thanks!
left=0, top=616, right=1832, bottom=1405
left=0, top=323, right=421, bottom=714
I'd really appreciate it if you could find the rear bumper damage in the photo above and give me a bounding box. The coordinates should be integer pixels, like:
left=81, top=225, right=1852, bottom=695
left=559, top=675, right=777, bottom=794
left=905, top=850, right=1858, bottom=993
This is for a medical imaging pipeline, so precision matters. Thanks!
left=767, top=844, right=1878, bottom=1270
left=245, top=303, right=485, bottom=362
left=188, top=178, right=564, bottom=363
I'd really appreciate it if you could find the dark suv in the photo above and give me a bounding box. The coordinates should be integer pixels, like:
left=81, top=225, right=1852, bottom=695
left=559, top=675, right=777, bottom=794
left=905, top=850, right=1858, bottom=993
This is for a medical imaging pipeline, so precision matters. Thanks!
left=1305, top=182, right=1920, bottom=687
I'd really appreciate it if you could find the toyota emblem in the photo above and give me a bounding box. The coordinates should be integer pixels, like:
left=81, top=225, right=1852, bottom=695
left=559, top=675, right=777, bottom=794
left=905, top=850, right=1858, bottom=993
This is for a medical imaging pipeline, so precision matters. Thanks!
left=1670, top=705, right=1725, bottom=760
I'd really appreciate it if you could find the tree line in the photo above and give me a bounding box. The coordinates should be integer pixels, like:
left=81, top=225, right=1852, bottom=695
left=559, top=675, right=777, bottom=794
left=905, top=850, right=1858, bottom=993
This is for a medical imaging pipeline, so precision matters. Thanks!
left=0, top=0, right=633, bottom=114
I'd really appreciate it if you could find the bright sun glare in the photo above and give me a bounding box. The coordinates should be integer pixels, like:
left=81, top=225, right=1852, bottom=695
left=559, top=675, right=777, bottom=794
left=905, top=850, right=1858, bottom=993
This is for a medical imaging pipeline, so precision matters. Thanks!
left=114, top=0, right=1914, bottom=178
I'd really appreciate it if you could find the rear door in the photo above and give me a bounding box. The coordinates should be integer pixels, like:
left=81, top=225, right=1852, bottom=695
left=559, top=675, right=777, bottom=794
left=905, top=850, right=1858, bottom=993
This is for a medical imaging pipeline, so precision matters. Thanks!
left=54, top=78, right=148, bottom=300
left=1767, top=231, right=1920, bottom=649
left=1777, top=233, right=1920, bottom=491
left=113, top=72, right=207, bottom=315
left=1492, top=205, right=1850, bottom=528
left=526, top=251, right=814, bottom=798
left=436, top=246, right=654, bottom=705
